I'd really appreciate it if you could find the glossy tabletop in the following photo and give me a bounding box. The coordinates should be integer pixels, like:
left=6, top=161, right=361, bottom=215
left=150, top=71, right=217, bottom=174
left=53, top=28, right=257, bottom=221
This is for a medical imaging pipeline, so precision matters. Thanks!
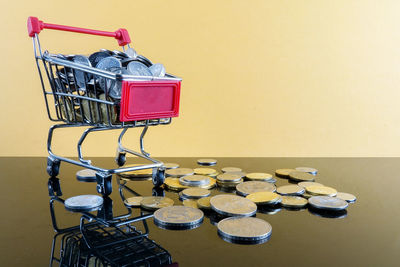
left=0, top=157, right=399, bottom=266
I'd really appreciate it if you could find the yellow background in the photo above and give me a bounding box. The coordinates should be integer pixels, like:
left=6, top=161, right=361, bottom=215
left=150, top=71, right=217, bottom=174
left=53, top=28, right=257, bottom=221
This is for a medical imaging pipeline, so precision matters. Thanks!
left=1, top=0, right=400, bottom=157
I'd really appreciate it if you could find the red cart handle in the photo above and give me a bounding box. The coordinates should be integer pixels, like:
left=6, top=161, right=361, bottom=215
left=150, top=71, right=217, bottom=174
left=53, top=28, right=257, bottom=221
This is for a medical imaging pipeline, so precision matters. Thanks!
left=27, top=16, right=131, bottom=46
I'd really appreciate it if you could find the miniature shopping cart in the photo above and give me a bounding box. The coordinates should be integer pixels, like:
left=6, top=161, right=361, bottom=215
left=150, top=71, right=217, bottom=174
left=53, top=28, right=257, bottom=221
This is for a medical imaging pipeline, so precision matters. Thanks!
left=27, top=17, right=182, bottom=196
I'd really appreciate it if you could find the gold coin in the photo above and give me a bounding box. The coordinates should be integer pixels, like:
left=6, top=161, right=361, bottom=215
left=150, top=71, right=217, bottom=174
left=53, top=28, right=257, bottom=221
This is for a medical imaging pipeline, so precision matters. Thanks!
left=140, top=197, right=174, bottom=211
left=302, top=193, right=314, bottom=199
left=183, top=199, right=198, bottom=208
left=221, top=167, right=242, bottom=173
left=199, top=178, right=217, bottom=189
left=281, top=196, right=308, bottom=208
left=194, top=168, right=218, bottom=176
left=164, top=163, right=180, bottom=169
left=275, top=169, right=296, bottom=178
left=246, top=192, right=281, bottom=204
left=288, top=171, right=315, bottom=182
left=245, top=173, right=273, bottom=181
left=119, top=164, right=152, bottom=178
left=197, top=197, right=211, bottom=209
left=124, top=196, right=143, bottom=207
left=165, top=168, right=194, bottom=177
left=306, top=185, right=337, bottom=197
left=164, top=178, right=188, bottom=191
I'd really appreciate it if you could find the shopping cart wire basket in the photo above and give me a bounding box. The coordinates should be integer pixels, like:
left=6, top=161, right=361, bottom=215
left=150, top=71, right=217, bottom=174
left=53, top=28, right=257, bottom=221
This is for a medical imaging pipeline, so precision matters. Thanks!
left=27, top=16, right=182, bottom=196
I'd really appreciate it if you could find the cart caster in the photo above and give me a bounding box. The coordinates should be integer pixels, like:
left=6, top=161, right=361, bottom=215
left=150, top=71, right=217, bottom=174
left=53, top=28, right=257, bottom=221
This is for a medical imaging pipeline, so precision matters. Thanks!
left=48, top=177, right=62, bottom=197
left=152, top=186, right=165, bottom=197
left=47, top=156, right=60, bottom=177
left=96, top=172, right=113, bottom=197
left=152, top=168, right=165, bottom=187
left=115, top=152, right=126, bottom=167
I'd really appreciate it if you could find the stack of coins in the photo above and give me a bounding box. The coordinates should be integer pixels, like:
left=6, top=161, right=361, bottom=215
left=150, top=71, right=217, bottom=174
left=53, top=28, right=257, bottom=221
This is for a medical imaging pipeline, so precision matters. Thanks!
left=236, top=181, right=276, bottom=196
left=194, top=167, right=218, bottom=178
left=216, top=173, right=243, bottom=188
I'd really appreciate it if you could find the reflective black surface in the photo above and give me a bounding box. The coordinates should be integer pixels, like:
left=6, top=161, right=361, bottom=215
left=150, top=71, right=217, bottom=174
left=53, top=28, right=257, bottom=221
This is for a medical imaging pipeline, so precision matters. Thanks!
left=1, top=157, right=399, bottom=266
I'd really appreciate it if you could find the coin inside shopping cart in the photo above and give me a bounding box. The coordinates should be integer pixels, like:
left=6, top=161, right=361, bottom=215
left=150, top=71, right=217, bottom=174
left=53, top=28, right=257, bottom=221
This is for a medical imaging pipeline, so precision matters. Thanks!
left=88, top=51, right=110, bottom=67
left=72, top=55, right=92, bottom=89
left=64, top=195, right=103, bottom=212
left=127, top=61, right=152, bottom=76
left=96, top=56, right=123, bottom=99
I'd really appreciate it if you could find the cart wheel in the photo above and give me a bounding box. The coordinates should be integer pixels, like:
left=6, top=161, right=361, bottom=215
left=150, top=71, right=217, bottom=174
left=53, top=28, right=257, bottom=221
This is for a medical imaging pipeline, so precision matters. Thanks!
left=115, top=152, right=126, bottom=167
left=48, top=177, right=62, bottom=197
left=152, top=168, right=165, bottom=187
left=96, top=172, right=113, bottom=197
left=47, top=156, right=60, bottom=177
left=152, top=186, right=165, bottom=197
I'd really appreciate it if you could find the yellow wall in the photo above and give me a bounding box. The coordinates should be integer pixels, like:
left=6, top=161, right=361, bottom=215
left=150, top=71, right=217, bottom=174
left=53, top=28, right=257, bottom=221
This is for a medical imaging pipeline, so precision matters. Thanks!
left=1, top=0, right=400, bottom=157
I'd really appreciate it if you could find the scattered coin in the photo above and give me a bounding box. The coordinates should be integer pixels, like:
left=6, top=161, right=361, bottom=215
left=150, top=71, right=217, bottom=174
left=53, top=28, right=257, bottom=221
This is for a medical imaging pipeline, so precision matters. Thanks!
left=194, top=168, right=218, bottom=176
left=225, top=171, right=246, bottom=178
left=182, top=199, right=198, bottom=208
left=164, top=163, right=179, bottom=169
left=140, top=196, right=174, bottom=211
left=164, top=177, right=188, bottom=191
left=197, top=158, right=217, bottom=166
left=276, top=185, right=305, bottom=196
left=217, top=173, right=242, bottom=183
left=181, top=188, right=211, bottom=199
left=197, top=197, right=212, bottom=210
left=222, top=167, right=242, bottom=173
left=246, top=192, right=281, bottom=205
left=217, top=217, right=272, bottom=244
left=180, top=175, right=210, bottom=187
left=165, top=168, right=194, bottom=177
left=245, top=172, right=273, bottom=181
left=281, top=196, right=308, bottom=208
left=64, top=195, right=103, bottom=212
left=336, top=192, right=357, bottom=203
left=288, top=171, right=315, bottom=182
left=296, top=167, right=318, bottom=175
left=119, top=164, right=153, bottom=179
left=217, top=179, right=243, bottom=188
left=76, top=169, right=97, bottom=182
left=199, top=178, right=217, bottom=189
left=298, top=181, right=323, bottom=188
left=306, top=186, right=337, bottom=197
left=154, top=206, right=204, bottom=230
left=124, top=196, right=143, bottom=207
left=275, top=169, right=296, bottom=178
left=308, top=196, right=348, bottom=210
left=236, top=181, right=276, bottom=196
left=210, top=195, right=257, bottom=217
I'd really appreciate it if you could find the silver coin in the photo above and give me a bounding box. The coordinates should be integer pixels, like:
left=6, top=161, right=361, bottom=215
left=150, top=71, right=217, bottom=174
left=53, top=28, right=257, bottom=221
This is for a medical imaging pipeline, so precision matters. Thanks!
left=236, top=181, right=276, bottom=196
left=295, top=167, right=318, bottom=175
left=64, top=195, right=103, bottom=212
left=288, top=171, right=316, bottom=182
left=210, top=194, right=257, bottom=217
left=217, top=173, right=242, bottom=183
left=222, top=167, right=242, bottom=173
left=76, top=169, right=97, bottom=182
left=276, top=185, right=305, bottom=195
left=96, top=56, right=123, bottom=99
left=125, top=47, right=138, bottom=59
left=298, top=181, right=323, bottom=188
left=217, top=217, right=272, bottom=244
left=197, top=158, right=217, bottom=166
left=165, top=168, right=194, bottom=177
left=164, top=163, right=179, bottom=169
left=308, top=196, right=348, bottom=210
left=154, top=206, right=203, bottom=229
left=335, top=192, right=357, bottom=203
left=140, top=196, right=174, bottom=211
left=181, top=175, right=210, bottom=186
left=149, top=63, right=166, bottom=77
left=127, top=61, right=152, bottom=76
left=88, top=51, right=110, bottom=67
left=73, top=55, right=92, bottom=89
left=225, top=171, right=246, bottom=178
left=181, top=188, right=211, bottom=199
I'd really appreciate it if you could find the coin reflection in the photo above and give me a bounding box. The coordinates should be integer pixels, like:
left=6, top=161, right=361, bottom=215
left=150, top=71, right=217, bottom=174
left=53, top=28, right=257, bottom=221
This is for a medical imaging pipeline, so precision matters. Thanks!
left=308, top=206, right=347, bottom=219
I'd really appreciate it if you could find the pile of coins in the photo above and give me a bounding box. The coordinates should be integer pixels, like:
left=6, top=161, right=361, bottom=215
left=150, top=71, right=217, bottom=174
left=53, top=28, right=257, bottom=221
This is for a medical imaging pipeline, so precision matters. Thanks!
left=117, top=159, right=357, bottom=244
